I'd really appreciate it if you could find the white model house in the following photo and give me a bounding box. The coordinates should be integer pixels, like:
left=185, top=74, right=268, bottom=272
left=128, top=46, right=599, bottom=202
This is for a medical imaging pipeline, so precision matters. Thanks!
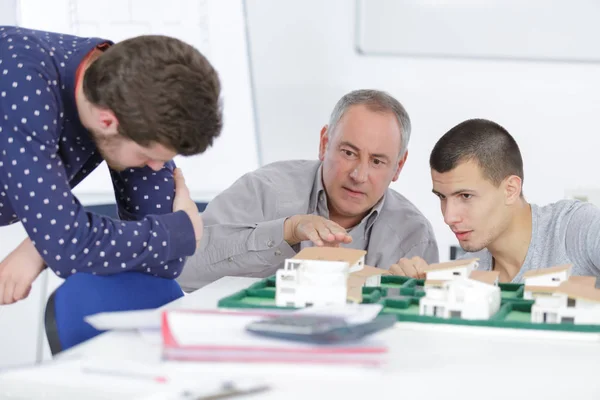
left=276, top=258, right=349, bottom=307
left=420, top=275, right=501, bottom=320
left=422, top=258, right=479, bottom=287
left=523, top=264, right=572, bottom=300
left=469, top=270, right=500, bottom=286
left=275, top=247, right=381, bottom=307
left=292, top=247, right=367, bottom=272
left=531, top=281, right=600, bottom=325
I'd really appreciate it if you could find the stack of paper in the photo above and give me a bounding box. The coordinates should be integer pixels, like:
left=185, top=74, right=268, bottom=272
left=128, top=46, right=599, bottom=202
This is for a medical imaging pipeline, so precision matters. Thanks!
left=161, top=309, right=388, bottom=366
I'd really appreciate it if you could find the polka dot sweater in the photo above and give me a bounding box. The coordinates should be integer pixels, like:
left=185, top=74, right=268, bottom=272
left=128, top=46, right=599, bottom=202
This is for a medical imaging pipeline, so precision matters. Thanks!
left=0, top=26, right=196, bottom=278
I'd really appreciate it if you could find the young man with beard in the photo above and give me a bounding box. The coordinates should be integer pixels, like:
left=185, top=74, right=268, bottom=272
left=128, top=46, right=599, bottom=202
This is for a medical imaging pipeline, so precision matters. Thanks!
left=0, top=26, right=222, bottom=304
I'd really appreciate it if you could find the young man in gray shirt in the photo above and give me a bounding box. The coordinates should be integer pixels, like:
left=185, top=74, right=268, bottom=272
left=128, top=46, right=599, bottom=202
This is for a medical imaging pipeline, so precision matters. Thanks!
left=178, top=89, right=438, bottom=291
left=389, top=118, right=600, bottom=285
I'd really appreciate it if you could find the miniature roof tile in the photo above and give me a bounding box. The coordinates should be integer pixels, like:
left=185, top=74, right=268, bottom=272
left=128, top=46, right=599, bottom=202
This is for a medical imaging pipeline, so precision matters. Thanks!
left=567, top=276, right=597, bottom=287
left=293, top=247, right=366, bottom=265
left=422, top=258, right=479, bottom=273
left=424, top=279, right=447, bottom=287
left=556, top=281, right=600, bottom=303
left=524, top=285, right=558, bottom=294
left=351, top=265, right=387, bottom=278
left=347, top=275, right=366, bottom=303
left=522, top=264, right=572, bottom=279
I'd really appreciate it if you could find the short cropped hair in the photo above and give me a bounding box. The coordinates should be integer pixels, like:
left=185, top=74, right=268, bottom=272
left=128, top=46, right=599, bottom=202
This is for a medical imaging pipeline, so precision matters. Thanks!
left=328, top=89, right=411, bottom=157
left=430, top=118, right=524, bottom=186
left=83, top=35, right=222, bottom=156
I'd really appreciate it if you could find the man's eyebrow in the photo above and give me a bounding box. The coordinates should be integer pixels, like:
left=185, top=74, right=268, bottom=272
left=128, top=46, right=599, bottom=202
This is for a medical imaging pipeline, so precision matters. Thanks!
left=371, top=152, right=391, bottom=162
left=339, top=141, right=360, bottom=153
left=339, top=141, right=391, bottom=161
left=432, top=188, right=475, bottom=196
left=450, top=189, right=475, bottom=196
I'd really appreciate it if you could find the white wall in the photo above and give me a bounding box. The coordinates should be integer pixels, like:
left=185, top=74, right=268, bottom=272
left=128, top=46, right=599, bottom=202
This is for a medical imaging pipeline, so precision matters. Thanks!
left=19, top=0, right=259, bottom=202
left=245, top=0, right=600, bottom=261
left=0, top=0, right=17, bottom=25
left=0, top=224, right=44, bottom=367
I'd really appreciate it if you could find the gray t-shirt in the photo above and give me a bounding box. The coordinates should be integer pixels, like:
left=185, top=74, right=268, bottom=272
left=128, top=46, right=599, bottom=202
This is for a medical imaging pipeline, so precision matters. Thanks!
left=463, top=200, right=600, bottom=285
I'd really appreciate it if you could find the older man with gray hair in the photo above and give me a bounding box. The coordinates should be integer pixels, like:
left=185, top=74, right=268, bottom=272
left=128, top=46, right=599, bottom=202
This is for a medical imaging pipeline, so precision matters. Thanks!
left=178, top=89, right=438, bottom=291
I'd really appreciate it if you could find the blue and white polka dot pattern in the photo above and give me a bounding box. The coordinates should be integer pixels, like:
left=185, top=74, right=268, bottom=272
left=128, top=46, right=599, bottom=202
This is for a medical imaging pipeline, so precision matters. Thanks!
left=0, top=26, right=195, bottom=278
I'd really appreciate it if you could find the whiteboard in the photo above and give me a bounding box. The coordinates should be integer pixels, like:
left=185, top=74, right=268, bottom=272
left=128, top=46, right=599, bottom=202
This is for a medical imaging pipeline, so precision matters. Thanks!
left=18, top=0, right=259, bottom=202
left=356, top=0, right=600, bottom=63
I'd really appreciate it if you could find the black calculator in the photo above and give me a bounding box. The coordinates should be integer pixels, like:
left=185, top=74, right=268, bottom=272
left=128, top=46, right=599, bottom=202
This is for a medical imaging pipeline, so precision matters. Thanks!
left=245, top=314, right=396, bottom=344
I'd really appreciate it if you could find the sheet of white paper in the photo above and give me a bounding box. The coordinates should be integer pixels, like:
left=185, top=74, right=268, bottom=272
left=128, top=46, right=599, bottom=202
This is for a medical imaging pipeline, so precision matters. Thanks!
left=84, top=309, right=162, bottom=331
left=137, top=328, right=163, bottom=345
left=85, top=307, right=290, bottom=332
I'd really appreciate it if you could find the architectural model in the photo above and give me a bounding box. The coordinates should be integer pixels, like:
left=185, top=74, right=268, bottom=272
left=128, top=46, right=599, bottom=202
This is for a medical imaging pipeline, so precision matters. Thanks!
left=275, top=247, right=384, bottom=307
left=419, top=262, right=501, bottom=320
left=527, top=271, right=600, bottom=324
left=523, top=264, right=572, bottom=300
left=531, top=279, right=600, bottom=324
left=421, top=258, right=480, bottom=286
left=418, top=259, right=600, bottom=325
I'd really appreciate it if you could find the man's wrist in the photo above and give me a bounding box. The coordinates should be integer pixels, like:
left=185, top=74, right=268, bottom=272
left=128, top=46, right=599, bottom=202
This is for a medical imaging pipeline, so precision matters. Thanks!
left=22, top=238, right=45, bottom=266
left=283, top=216, right=299, bottom=246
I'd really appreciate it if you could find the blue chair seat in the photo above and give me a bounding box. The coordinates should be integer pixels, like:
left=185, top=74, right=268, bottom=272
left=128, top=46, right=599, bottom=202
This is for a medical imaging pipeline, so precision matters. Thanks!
left=44, top=202, right=206, bottom=353
left=45, top=272, right=184, bottom=354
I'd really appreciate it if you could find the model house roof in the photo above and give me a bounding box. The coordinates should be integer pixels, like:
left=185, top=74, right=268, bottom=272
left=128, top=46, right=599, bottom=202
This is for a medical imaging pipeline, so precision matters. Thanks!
left=422, top=258, right=479, bottom=273
left=346, top=275, right=366, bottom=303
left=556, top=281, right=600, bottom=303
left=524, top=285, right=558, bottom=294
left=522, top=264, right=572, bottom=279
left=351, top=264, right=387, bottom=278
left=424, top=279, right=447, bottom=287
left=442, top=276, right=500, bottom=294
left=292, top=247, right=366, bottom=266
left=469, top=270, right=500, bottom=285
left=567, top=276, right=597, bottom=287
left=347, top=265, right=385, bottom=302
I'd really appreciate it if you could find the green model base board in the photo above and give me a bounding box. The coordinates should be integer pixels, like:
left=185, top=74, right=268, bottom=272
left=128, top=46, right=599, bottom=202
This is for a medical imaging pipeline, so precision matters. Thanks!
left=217, top=275, right=600, bottom=333
left=218, top=276, right=384, bottom=309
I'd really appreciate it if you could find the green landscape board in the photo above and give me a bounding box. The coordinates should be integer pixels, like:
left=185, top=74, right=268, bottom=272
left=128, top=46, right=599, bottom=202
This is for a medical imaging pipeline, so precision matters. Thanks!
left=217, top=276, right=600, bottom=333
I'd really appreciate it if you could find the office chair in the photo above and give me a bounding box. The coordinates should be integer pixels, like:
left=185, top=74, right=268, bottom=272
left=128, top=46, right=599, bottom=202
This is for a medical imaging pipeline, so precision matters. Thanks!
left=44, top=271, right=185, bottom=354
left=44, top=202, right=207, bottom=354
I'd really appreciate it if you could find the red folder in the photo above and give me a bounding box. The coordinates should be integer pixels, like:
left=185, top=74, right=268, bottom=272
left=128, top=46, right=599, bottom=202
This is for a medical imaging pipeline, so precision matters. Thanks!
left=161, top=309, right=388, bottom=365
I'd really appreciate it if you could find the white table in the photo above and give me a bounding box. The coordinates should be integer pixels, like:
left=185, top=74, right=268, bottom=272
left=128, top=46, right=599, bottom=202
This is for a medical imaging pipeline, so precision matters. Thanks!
left=2, top=276, right=600, bottom=399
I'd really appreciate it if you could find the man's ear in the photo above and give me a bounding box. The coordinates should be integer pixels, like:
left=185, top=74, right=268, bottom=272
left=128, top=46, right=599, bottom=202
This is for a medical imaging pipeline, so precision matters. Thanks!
left=318, top=125, right=329, bottom=161
left=504, top=175, right=522, bottom=204
left=391, top=150, right=409, bottom=182
left=97, top=109, right=119, bottom=135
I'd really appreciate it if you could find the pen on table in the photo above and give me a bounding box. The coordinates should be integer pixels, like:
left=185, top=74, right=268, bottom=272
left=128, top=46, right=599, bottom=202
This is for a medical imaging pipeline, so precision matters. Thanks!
left=179, top=381, right=271, bottom=400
